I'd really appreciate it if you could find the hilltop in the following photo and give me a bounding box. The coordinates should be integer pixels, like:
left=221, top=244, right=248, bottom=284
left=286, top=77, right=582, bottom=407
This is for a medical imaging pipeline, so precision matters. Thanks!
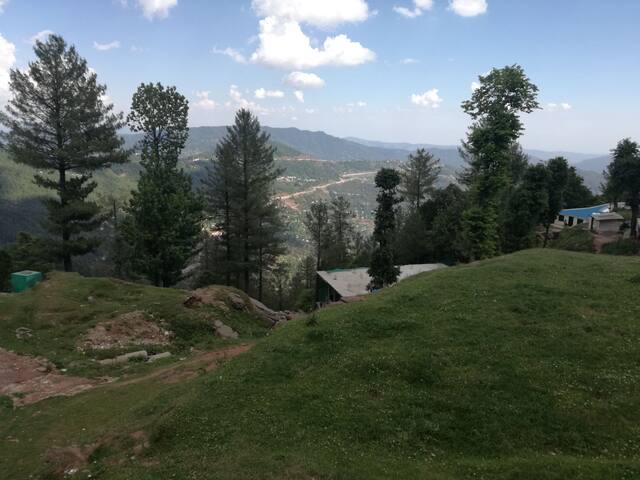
left=1, top=249, right=639, bottom=479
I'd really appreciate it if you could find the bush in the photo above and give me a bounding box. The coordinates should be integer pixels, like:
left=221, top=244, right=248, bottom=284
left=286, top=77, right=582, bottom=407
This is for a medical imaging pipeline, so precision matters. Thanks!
left=601, top=239, right=640, bottom=256
left=549, top=227, right=594, bottom=253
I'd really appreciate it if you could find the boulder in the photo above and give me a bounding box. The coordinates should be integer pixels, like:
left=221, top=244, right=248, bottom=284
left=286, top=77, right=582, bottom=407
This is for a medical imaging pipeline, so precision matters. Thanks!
left=148, top=352, right=172, bottom=363
left=213, top=320, right=239, bottom=339
left=228, top=292, right=248, bottom=311
left=250, top=298, right=288, bottom=327
left=99, top=350, right=148, bottom=366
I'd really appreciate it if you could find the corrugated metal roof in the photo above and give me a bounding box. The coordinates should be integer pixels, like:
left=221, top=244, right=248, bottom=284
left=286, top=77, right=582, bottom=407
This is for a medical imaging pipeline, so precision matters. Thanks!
left=559, top=204, right=609, bottom=220
left=317, top=264, right=448, bottom=298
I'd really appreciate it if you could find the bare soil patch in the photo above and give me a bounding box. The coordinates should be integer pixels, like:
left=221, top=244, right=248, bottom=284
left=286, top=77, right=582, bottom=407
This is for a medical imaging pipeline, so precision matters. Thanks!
left=0, top=348, right=98, bottom=406
left=80, top=310, right=171, bottom=350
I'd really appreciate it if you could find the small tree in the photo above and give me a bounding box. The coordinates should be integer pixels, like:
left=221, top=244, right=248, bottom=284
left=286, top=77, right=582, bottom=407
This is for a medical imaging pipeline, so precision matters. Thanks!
left=122, top=83, right=204, bottom=287
left=605, top=138, right=640, bottom=238
left=0, top=34, right=127, bottom=271
left=399, top=148, right=441, bottom=210
left=0, top=250, right=12, bottom=292
left=368, top=168, right=401, bottom=289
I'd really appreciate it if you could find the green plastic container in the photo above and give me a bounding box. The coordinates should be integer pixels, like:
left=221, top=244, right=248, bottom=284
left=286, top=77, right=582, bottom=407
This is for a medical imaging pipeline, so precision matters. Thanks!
left=10, top=270, right=43, bottom=293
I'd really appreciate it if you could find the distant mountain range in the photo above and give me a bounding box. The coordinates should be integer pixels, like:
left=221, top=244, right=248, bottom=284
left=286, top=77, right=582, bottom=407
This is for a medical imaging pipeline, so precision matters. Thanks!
left=122, top=126, right=607, bottom=193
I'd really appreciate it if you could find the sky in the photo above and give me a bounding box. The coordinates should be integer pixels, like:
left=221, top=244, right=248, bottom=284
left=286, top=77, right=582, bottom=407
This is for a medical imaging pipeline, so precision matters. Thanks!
left=1, top=0, right=639, bottom=154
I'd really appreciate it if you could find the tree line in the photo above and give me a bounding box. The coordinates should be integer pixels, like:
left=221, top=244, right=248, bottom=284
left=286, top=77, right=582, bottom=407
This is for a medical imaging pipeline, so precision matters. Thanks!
left=0, top=34, right=287, bottom=302
left=1, top=36, right=638, bottom=309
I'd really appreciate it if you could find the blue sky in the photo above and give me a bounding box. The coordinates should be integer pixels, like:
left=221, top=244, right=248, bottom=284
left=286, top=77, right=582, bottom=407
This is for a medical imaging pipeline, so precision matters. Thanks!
left=1, top=0, right=639, bottom=154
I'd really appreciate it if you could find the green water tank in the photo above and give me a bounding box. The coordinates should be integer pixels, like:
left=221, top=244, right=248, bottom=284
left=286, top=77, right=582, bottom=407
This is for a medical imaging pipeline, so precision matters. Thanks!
left=10, top=270, right=43, bottom=293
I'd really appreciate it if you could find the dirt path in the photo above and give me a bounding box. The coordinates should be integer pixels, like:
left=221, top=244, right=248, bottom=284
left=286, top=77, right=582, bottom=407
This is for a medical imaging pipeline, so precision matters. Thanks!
left=114, top=343, right=254, bottom=386
left=0, top=348, right=98, bottom=406
left=276, top=171, right=376, bottom=210
left=0, top=344, right=254, bottom=406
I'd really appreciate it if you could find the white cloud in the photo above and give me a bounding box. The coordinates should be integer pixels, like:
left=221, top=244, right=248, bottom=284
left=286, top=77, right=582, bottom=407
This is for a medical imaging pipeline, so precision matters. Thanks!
left=137, top=0, right=177, bottom=20
left=347, top=101, right=367, bottom=107
left=29, top=30, right=54, bottom=45
left=251, top=16, right=375, bottom=69
left=449, top=0, right=487, bottom=17
left=546, top=102, right=572, bottom=112
left=411, top=89, right=442, bottom=108
left=213, top=46, right=247, bottom=64
left=251, top=0, right=370, bottom=28
left=227, top=84, right=268, bottom=114
left=254, top=87, right=285, bottom=99
left=293, top=90, right=304, bottom=103
left=284, top=71, right=325, bottom=89
left=401, top=58, right=420, bottom=64
left=130, top=45, right=144, bottom=53
left=394, top=0, right=432, bottom=18
left=0, top=33, right=16, bottom=98
left=393, top=6, right=422, bottom=18
left=194, top=91, right=216, bottom=110
left=471, top=81, right=480, bottom=91
left=305, top=108, right=315, bottom=114
left=93, top=40, right=121, bottom=51
left=0, top=0, right=8, bottom=13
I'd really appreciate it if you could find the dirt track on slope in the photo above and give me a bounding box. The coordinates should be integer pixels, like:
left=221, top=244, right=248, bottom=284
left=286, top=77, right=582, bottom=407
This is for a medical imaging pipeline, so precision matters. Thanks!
left=276, top=171, right=376, bottom=210
left=0, top=344, right=254, bottom=406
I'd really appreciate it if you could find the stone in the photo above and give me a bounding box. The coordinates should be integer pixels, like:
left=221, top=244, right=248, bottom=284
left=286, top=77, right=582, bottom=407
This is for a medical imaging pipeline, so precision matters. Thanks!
left=228, top=293, right=247, bottom=311
left=250, top=298, right=287, bottom=327
left=148, top=352, right=172, bottom=363
left=213, top=321, right=239, bottom=340
left=15, top=327, right=33, bottom=339
left=98, top=350, right=148, bottom=366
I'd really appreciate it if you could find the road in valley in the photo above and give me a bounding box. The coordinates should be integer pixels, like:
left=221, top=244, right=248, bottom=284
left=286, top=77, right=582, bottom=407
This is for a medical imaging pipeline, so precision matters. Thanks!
left=276, top=171, right=377, bottom=210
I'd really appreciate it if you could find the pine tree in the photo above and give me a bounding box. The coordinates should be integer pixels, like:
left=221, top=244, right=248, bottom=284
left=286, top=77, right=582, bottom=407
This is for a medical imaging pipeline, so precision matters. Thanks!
left=122, top=83, right=204, bottom=287
left=204, top=109, right=285, bottom=296
left=460, top=65, right=539, bottom=259
left=304, top=200, right=331, bottom=302
left=399, top=149, right=441, bottom=210
left=0, top=34, right=127, bottom=271
left=368, top=168, right=401, bottom=290
left=327, top=195, right=355, bottom=268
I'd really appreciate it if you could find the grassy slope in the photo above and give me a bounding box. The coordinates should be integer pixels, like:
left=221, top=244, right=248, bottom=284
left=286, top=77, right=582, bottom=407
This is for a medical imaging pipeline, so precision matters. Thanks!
left=2, top=250, right=640, bottom=479
left=0, top=272, right=269, bottom=377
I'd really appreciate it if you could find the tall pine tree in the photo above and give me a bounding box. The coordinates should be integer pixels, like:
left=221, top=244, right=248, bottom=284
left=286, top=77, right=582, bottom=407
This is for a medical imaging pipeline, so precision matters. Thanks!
left=399, top=149, right=441, bottom=210
left=0, top=34, right=127, bottom=271
left=204, top=109, right=285, bottom=296
left=368, top=168, right=401, bottom=290
left=122, top=83, right=204, bottom=287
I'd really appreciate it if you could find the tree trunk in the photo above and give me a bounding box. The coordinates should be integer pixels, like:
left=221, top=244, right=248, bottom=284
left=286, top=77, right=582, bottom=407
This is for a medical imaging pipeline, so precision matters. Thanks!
left=59, top=168, right=72, bottom=272
left=543, top=223, right=550, bottom=248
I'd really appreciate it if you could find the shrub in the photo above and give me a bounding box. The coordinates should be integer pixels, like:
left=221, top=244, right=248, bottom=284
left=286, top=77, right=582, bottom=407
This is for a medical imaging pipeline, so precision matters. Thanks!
left=549, top=227, right=594, bottom=253
left=0, top=250, right=12, bottom=292
left=601, top=239, right=640, bottom=256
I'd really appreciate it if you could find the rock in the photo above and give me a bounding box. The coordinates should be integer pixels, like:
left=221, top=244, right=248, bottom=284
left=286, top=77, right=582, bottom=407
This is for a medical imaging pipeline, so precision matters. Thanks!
left=15, top=327, right=33, bottom=340
left=250, top=298, right=287, bottom=327
left=228, top=293, right=247, bottom=311
left=183, top=295, right=202, bottom=308
left=99, top=350, right=148, bottom=366
left=87, top=296, right=95, bottom=303
left=148, top=352, right=172, bottom=363
left=213, top=320, right=239, bottom=339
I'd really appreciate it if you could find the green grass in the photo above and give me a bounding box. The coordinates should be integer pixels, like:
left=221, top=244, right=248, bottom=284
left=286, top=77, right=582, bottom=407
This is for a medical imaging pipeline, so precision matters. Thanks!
left=549, top=226, right=595, bottom=253
left=0, top=272, right=269, bottom=377
left=2, top=250, right=640, bottom=479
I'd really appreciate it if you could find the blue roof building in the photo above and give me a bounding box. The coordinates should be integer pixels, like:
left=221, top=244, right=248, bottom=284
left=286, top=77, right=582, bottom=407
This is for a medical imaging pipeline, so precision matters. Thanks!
left=558, top=204, right=609, bottom=220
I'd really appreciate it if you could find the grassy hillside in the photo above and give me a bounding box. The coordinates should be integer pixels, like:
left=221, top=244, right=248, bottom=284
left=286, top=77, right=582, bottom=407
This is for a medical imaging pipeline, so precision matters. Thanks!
left=1, top=249, right=639, bottom=479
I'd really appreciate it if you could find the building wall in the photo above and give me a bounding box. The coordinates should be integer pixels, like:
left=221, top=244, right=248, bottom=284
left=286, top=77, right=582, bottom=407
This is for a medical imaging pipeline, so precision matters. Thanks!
left=593, top=220, right=623, bottom=233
